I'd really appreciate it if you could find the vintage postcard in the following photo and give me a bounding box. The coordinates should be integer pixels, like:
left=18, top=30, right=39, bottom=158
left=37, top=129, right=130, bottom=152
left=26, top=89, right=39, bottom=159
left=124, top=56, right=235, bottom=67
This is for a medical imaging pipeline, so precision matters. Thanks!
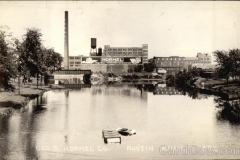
left=0, top=1, right=240, bottom=159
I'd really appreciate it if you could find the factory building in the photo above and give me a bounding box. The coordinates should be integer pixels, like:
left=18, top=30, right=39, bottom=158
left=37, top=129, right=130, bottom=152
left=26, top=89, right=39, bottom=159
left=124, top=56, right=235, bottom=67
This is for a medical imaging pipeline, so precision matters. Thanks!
left=66, top=54, right=144, bottom=73
left=69, top=55, right=82, bottom=70
left=196, top=53, right=212, bottom=64
left=103, top=44, right=148, bottom=64
left=153, top=56, right=186, bottom=75
left=65, top=37, right=148, bottom=73
left=153, top=53, right=212, bottom=75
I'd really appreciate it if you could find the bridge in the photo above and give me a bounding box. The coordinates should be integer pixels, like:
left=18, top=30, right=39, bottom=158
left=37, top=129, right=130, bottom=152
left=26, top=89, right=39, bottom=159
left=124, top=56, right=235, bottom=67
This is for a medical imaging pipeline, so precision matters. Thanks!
left=53, top=70, right=91, bottom=75
left=52, top=70, right=91, bottom=84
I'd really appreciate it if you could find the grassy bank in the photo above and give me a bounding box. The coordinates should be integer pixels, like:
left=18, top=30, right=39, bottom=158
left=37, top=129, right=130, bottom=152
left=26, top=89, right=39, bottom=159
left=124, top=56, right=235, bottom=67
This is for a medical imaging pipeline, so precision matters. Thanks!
left=0, top=82, right=50, bottom=114
left=194, top=78, right=240, bottom=99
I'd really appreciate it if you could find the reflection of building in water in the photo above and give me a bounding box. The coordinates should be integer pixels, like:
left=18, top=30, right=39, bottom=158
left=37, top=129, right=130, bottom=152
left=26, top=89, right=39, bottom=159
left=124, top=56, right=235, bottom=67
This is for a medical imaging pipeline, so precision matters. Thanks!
left=90, top=84, right=148, bottom=101
left=153, top=87, right=183, bottom=95
left=56, top=78, right=84, bottom=84
left=153, top=85, right=211, bottom=100
left=53, top=70, right=91, bottom=84
left=60, top=84, right=91, bottom=89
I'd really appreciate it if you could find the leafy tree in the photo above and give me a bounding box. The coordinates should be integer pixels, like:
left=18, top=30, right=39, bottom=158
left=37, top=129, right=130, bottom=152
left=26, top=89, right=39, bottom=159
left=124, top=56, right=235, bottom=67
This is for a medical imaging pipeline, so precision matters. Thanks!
left=189, top=67, right=203, bottom=77
left=22, top=28, right=43, bottom=88
left=175, top=69, right=193, bottom=86
left=214, top=50, right=233, bottom=83
left=14, top=39, right=31, bottom=84
left=166, top=74, right=175, bottom=84
left=0, top=30, right=17, bottom=91
left=228, top=49, right=240, bottom=80
left=143, top=62, right=156, bottom=72
left=43, top=48, right=63, bottom=72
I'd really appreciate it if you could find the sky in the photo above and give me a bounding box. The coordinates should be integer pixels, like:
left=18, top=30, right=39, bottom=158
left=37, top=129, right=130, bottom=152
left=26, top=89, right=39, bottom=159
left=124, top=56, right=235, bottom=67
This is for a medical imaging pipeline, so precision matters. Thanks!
left=0, top=1, right=240, bottom=60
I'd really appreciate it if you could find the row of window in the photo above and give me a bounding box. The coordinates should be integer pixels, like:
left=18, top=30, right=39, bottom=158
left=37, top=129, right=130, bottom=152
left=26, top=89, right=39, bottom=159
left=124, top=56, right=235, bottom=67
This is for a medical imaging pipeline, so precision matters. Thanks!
left=158, top=61, right=184, bottom=65
left=156, top=89, right=178, bottom=91
left=107, top=48, right=142, bottom=51
left=69, top=57, right=81, bottom=59
left=155, top=92, right=182, bottom=95
left=105, top=52, right=142, bottom=55
left=186, top=61, right=198, bottom=64
left=157, top=57, right=185, bottom=61
left=70, top=62, right=81, bottom=64
left=165, top=68, right=180, bottom=71
left=201, top=58, right=210, bottom=61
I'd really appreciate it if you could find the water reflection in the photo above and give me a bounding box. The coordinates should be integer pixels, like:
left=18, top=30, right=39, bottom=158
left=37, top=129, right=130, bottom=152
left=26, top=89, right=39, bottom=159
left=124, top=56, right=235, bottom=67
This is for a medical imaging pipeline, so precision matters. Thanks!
left=215, top=98, right=240, bottom=124
left=140, top=83, right=240, bottom=124
left=1, top=83, right=240, bottom=159
left=135, top=83, right=210, bottom=100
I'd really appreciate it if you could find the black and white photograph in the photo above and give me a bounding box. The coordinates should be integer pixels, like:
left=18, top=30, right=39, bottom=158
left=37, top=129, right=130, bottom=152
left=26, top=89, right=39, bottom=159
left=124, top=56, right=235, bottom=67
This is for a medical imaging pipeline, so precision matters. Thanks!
left=0, top=1, right=240, bottom=159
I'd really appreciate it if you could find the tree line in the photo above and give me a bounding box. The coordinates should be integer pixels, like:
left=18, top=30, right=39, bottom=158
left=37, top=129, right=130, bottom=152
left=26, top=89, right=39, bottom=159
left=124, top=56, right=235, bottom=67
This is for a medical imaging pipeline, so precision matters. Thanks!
left=214, top=49, right=240, bottom=83
left=0, top=27, right=63, bottom=91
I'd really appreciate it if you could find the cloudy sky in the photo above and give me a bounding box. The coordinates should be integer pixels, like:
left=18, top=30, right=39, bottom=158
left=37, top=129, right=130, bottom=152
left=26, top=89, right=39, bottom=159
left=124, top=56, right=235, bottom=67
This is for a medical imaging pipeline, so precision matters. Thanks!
left=0, top=1, right=239, bottom=59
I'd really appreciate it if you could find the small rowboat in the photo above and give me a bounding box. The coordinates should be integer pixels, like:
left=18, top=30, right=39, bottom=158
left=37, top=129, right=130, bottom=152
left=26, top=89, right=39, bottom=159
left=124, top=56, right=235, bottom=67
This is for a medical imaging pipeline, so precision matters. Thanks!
left=116, top=128, right=136, bottom=136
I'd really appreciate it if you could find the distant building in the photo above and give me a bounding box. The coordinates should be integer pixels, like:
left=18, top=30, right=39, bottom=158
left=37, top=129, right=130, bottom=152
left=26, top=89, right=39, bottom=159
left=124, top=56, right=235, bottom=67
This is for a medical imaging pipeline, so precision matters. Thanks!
left=65, top=44, right=149, bottom=73
left=65, top=55, right=145, bottom=73
left=197, top=53, right=211, bottom=64
left=189, top=63, right=217, bottom=71
left=103, top=44, right=148, bottom=64
left=69, top=55, right=82, bottom=70
left=185, top=57, right=199, bottom=66
left=153, top=56, right=186, bottom=75
left=153, top=53, right=212, bottom=75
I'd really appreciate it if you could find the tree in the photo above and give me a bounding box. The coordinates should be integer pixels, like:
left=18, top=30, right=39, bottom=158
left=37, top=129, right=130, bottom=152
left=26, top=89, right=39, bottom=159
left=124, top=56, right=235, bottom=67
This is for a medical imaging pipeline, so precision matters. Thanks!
left=175, top=69, right=193, bottom=86
left=166, top=74, right=175, bottom=84
left=14, top=39, right=31, bottom=84
left=0, top=30, right=17, bottom=91
left=214, top=50, right=233, bottom=83
left=43, top=48, right=63, bottom=72
left=22, top=28, right=43, bottom=88
left=143, top=63, right=156, bottom=72
left=228, top=49, right=240, bottom=80
left=189, top=67, right=203, bottom=77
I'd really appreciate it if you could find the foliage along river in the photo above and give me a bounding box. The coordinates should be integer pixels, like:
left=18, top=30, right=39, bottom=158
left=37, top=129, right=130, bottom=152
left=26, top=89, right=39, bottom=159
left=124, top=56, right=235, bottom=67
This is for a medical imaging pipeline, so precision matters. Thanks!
left=1, top=83, right=240, bottom=159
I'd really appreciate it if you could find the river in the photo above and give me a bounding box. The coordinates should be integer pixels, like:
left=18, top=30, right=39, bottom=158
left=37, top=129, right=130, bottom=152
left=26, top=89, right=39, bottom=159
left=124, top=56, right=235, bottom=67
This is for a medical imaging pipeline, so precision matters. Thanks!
left=0, top=83, right=240, bottom=159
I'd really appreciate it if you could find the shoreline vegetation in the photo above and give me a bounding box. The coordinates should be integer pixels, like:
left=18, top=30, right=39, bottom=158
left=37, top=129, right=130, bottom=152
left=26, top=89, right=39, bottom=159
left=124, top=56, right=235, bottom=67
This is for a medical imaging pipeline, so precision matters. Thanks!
left=0, top=81, right=50, bottom=115
left=0, top=27, right=62, bottom=114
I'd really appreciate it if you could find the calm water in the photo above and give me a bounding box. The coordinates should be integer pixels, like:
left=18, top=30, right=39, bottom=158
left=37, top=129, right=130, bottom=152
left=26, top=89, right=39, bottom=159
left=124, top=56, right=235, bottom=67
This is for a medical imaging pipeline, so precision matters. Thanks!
left=1, top=84, right=240, bottom=159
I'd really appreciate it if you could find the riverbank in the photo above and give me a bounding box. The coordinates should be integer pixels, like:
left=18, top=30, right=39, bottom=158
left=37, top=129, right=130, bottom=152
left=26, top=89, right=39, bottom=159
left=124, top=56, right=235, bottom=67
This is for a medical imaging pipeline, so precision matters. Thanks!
left=194, top=78, right=240, bottom=100
left=0, top=83, right=50, bottom=114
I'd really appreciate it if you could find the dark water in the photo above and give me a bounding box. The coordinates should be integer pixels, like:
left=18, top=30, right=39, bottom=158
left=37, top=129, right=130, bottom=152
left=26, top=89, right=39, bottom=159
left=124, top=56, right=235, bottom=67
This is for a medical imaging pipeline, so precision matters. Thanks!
left=1, top=84, right=240, bottom=159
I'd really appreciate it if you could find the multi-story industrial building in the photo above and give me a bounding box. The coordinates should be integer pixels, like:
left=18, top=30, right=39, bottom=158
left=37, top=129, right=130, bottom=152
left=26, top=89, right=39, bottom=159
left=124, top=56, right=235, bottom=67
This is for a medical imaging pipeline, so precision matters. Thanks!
left=69, top=55, right=82, bottom=70
left=66, top=54, right=144, bottom=73
left=103, top=44, right=148, bottom=64
left=196, top=53, right=211, bottom=64
left=153, top=53, right=212, bottom=75
left=153, top=56, right=186, bottom=75
left=65, top=44, right=148, bottom=73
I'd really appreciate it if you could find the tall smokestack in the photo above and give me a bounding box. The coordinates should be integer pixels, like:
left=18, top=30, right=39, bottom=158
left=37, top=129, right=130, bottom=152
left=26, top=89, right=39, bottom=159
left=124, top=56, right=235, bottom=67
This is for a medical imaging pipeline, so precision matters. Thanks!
left=64, top=11, right=69, bottom=69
